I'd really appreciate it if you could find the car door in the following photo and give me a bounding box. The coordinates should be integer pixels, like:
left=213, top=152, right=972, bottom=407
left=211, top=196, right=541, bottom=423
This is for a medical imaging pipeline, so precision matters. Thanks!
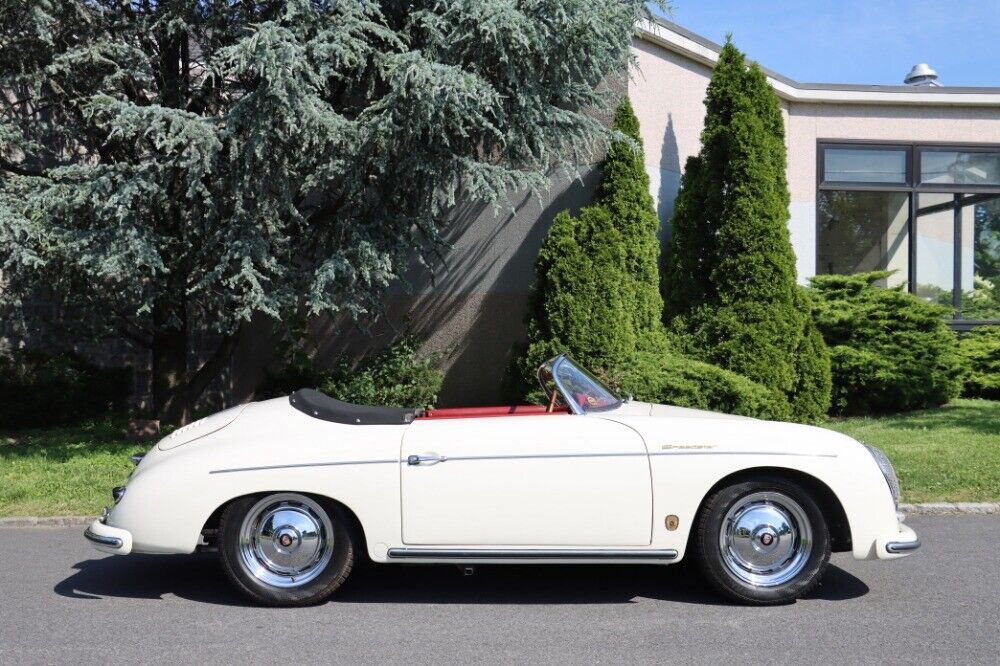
left=400, top=414, right=652, bottom=546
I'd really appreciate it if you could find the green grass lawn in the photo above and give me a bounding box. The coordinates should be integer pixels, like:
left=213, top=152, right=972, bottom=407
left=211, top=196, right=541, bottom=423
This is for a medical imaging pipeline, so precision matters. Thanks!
left=0, top=417, right=146, bottom=517
left=1, top=400, right=998, bottom=516
left=824, top=398, right=1000, bottom=503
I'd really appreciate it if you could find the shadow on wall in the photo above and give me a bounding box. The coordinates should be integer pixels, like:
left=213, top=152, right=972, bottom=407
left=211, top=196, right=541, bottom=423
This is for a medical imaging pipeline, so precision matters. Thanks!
left=657, top=113, right=682, bottom=245
left=232, top=168, right=603, bottom=406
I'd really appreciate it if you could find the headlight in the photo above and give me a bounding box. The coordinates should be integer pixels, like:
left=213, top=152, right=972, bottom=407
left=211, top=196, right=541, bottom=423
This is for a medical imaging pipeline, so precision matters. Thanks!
left=863, top=443, right=900, bottom=508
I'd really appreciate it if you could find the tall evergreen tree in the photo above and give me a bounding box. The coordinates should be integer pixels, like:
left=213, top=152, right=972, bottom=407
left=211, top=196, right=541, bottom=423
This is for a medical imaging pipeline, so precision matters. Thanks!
left=662, top=40, right=830, bottom=421
left=517, top=98, right=668, bottom=387
left=0, top=0, right=650, bottom=423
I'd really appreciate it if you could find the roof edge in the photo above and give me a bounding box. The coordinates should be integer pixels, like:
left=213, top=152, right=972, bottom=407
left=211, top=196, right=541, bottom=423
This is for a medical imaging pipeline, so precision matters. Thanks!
left=637, top=16, right=1000, bottom=105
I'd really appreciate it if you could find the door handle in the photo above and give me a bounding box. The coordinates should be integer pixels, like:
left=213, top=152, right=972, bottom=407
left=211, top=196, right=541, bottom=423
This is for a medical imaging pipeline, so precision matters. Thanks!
left=407, top=454, right=446, bottom=466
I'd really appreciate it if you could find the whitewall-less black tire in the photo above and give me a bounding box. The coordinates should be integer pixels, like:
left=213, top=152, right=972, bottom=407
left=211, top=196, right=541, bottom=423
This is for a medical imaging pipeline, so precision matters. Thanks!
left=694, top=476, right=831, bottom=605
left=219, top=493, right=356, bottom=606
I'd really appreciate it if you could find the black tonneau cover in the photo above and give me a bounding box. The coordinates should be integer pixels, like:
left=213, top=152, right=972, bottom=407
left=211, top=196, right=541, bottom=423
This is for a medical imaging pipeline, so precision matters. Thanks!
left=289, top=388, right=420, bottom=425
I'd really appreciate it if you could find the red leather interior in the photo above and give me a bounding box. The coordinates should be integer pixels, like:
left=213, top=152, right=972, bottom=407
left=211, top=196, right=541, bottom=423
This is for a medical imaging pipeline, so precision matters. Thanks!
left=418, top=405, right=569, bottom=419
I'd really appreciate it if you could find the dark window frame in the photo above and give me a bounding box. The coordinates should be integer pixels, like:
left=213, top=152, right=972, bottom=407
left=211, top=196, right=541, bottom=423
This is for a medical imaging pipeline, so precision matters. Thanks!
left=816, top=140, right=1000, bottom=326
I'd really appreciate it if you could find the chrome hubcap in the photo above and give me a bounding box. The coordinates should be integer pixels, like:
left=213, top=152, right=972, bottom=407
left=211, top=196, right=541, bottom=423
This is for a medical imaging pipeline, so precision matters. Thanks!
left=719, top=491, right=812, bottom=587
left=238, top=494, right=334, bottom=588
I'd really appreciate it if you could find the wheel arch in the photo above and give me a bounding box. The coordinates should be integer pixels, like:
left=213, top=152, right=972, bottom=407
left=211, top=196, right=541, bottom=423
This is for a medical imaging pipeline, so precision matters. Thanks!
left=199, top=491, right=369, bottom=557
left=692, top=466, right=852, bottom=553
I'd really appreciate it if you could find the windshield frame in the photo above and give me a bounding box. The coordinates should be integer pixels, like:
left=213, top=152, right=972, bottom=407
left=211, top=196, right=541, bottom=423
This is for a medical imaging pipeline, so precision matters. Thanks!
left=537, top=354, right=623, bottom=415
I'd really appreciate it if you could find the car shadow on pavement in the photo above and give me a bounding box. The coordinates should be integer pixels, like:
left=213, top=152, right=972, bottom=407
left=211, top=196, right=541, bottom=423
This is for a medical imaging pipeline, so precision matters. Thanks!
left=54, top=554, right=868, bottom=606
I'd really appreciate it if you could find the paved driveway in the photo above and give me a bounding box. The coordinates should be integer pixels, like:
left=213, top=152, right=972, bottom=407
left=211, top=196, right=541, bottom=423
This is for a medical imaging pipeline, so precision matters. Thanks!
left=1, top=516, right=998, bottom=665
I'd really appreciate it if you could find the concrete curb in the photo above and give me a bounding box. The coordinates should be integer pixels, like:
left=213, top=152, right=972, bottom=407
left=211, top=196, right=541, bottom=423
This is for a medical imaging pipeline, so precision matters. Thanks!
left=0, top=504, right=997, bottom=527
left=0, top=516, right=93, bottom=527
left=900, top=502, right=1000, bottom=515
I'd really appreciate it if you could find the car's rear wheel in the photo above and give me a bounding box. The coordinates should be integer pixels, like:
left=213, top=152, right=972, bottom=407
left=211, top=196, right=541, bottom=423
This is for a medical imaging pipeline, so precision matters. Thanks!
left=694, top=476, right=830, bottom=605
left=219, top=492, right=356, bottom=606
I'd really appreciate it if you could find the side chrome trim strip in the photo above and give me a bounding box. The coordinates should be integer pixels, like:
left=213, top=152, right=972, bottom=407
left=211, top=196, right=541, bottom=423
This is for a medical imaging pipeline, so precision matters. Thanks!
left=886, top=539, right=921, bottom=554
left=209, top=459, right=397, bottom=475
left=386, top=548, right=678, bottom=561
left=84, top=527, right=123, bottom=549
left=210, top=450, right=836, bottom=474
left=442, top=451, right=836, bottom=463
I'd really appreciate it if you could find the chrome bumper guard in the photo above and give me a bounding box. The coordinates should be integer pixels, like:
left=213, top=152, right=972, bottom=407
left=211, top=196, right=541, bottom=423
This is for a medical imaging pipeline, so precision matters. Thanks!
left=84, top=526, right=123, bottom=550
left=885, top=539, right=921, bottom=554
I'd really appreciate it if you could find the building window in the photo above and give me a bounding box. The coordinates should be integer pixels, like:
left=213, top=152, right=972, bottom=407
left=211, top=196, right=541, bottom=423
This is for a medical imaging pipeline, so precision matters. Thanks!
left=817, top=191, right=909, bottom=287
left=919, top=148, right=1000, bottom=186
left=822, top=147, right=909, bottom=185
left=817, top=142, right=1000, bottom=325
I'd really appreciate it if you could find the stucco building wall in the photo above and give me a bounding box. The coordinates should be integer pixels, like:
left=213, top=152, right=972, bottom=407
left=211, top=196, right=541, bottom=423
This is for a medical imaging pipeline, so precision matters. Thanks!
left=629, top=27, right=1000, bottom=283
left=630, top=37, right=712, bottom=228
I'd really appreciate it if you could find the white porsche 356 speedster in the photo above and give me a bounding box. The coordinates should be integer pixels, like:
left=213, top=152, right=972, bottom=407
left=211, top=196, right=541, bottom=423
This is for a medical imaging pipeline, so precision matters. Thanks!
left=86, top=354, right=919, bottom=606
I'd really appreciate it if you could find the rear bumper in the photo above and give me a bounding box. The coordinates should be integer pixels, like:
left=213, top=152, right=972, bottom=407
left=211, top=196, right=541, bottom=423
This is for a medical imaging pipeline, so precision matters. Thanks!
left=876, top=523, right=920, bottom=559
left=84, top=519, right=133, bottom=555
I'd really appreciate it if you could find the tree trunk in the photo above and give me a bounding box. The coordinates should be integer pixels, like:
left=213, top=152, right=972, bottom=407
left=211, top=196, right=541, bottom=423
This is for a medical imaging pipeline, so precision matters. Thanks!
left=151, top=298, right=192, bottom=425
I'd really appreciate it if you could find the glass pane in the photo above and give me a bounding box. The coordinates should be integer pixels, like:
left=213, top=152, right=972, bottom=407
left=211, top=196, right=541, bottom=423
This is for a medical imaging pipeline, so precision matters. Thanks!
left=920, top=150, right=1000, bottom=186
left=817, top=190, right=910, bottom=287
left=963, top=195, right=1000, bottom=319
left=823, top=147, right=908, bottom=184
left=553, top=357, right=620, bottom=412
left=915, top=193, right=956, bottom=311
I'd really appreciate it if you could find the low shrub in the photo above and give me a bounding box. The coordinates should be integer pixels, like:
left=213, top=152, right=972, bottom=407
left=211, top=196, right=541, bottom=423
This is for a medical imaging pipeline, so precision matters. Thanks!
left=614, top=351, right=791, bottom=421
left=958, top=326, right=1000, bottom=399
left=319, top=340, right=442, bottom=409
left=809, top=271, right=963, bottom=415
left=259, top=338, right=443, bottom=409
left=0, top=351, right=132, bottom=428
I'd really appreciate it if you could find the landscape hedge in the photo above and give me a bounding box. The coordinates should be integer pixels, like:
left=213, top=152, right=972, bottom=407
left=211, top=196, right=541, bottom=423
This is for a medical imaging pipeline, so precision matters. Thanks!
left=259, top=337, right=443, bottom=409
left=616, top=351, right=791, bottom=421
left=958, top=326, right=1000, bottom=400
left=809, top=271, right=963, bottom=415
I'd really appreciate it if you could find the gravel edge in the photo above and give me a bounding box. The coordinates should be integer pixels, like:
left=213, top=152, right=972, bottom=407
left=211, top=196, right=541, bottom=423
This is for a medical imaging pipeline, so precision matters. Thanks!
left=0, top=516, right=94, bottom=527
left=899, top=502, right=1000, bottom=515
left=0, top=503, right=997, bottom=528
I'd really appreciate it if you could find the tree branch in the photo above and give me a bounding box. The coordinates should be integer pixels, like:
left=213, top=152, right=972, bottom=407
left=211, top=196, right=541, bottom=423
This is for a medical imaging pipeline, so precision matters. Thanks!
left=185, top=323, right=244, bottom=402
left=115, top=326, right=153, bottom=349
left=0, top=158, right=45, bottom=177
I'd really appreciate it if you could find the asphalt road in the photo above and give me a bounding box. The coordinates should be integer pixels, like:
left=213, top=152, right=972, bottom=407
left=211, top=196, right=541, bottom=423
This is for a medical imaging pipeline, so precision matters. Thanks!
left=1, top=516, right=997, bottom=665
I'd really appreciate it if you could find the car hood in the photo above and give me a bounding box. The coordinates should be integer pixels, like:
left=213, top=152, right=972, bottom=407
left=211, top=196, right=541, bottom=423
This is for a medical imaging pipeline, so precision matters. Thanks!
left=601, top=400, right=865, bottom=459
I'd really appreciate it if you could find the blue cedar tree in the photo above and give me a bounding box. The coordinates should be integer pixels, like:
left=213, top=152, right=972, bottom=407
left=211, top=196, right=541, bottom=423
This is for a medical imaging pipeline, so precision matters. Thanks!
left=0, top=0, right=651, bottom=422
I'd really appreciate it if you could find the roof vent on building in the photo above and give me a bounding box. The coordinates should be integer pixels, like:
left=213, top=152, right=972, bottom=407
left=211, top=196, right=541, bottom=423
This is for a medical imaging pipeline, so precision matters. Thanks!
left=904, top=63, right=940, bottom=86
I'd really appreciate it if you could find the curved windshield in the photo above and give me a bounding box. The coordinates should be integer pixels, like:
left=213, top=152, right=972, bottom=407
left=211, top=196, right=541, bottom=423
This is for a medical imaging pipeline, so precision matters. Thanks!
left=538, top=355, right=622, bottom=414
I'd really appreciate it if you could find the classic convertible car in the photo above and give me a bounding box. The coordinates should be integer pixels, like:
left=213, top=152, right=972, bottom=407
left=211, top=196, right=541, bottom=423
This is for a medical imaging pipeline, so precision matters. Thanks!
left=86, top=354, right=919, bottom=606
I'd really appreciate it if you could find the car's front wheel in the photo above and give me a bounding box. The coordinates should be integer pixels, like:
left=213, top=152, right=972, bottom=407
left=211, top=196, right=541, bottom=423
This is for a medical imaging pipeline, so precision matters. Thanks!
left=694, top=476, right=830, bottom=605
left=219, top=492, right=356, bottom=606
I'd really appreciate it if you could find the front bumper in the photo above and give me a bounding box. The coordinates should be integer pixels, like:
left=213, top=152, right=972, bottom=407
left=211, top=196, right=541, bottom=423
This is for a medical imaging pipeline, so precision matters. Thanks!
left=84, top=518, right=133, bottom=555
left=877, top=523, right=920, bottom=559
